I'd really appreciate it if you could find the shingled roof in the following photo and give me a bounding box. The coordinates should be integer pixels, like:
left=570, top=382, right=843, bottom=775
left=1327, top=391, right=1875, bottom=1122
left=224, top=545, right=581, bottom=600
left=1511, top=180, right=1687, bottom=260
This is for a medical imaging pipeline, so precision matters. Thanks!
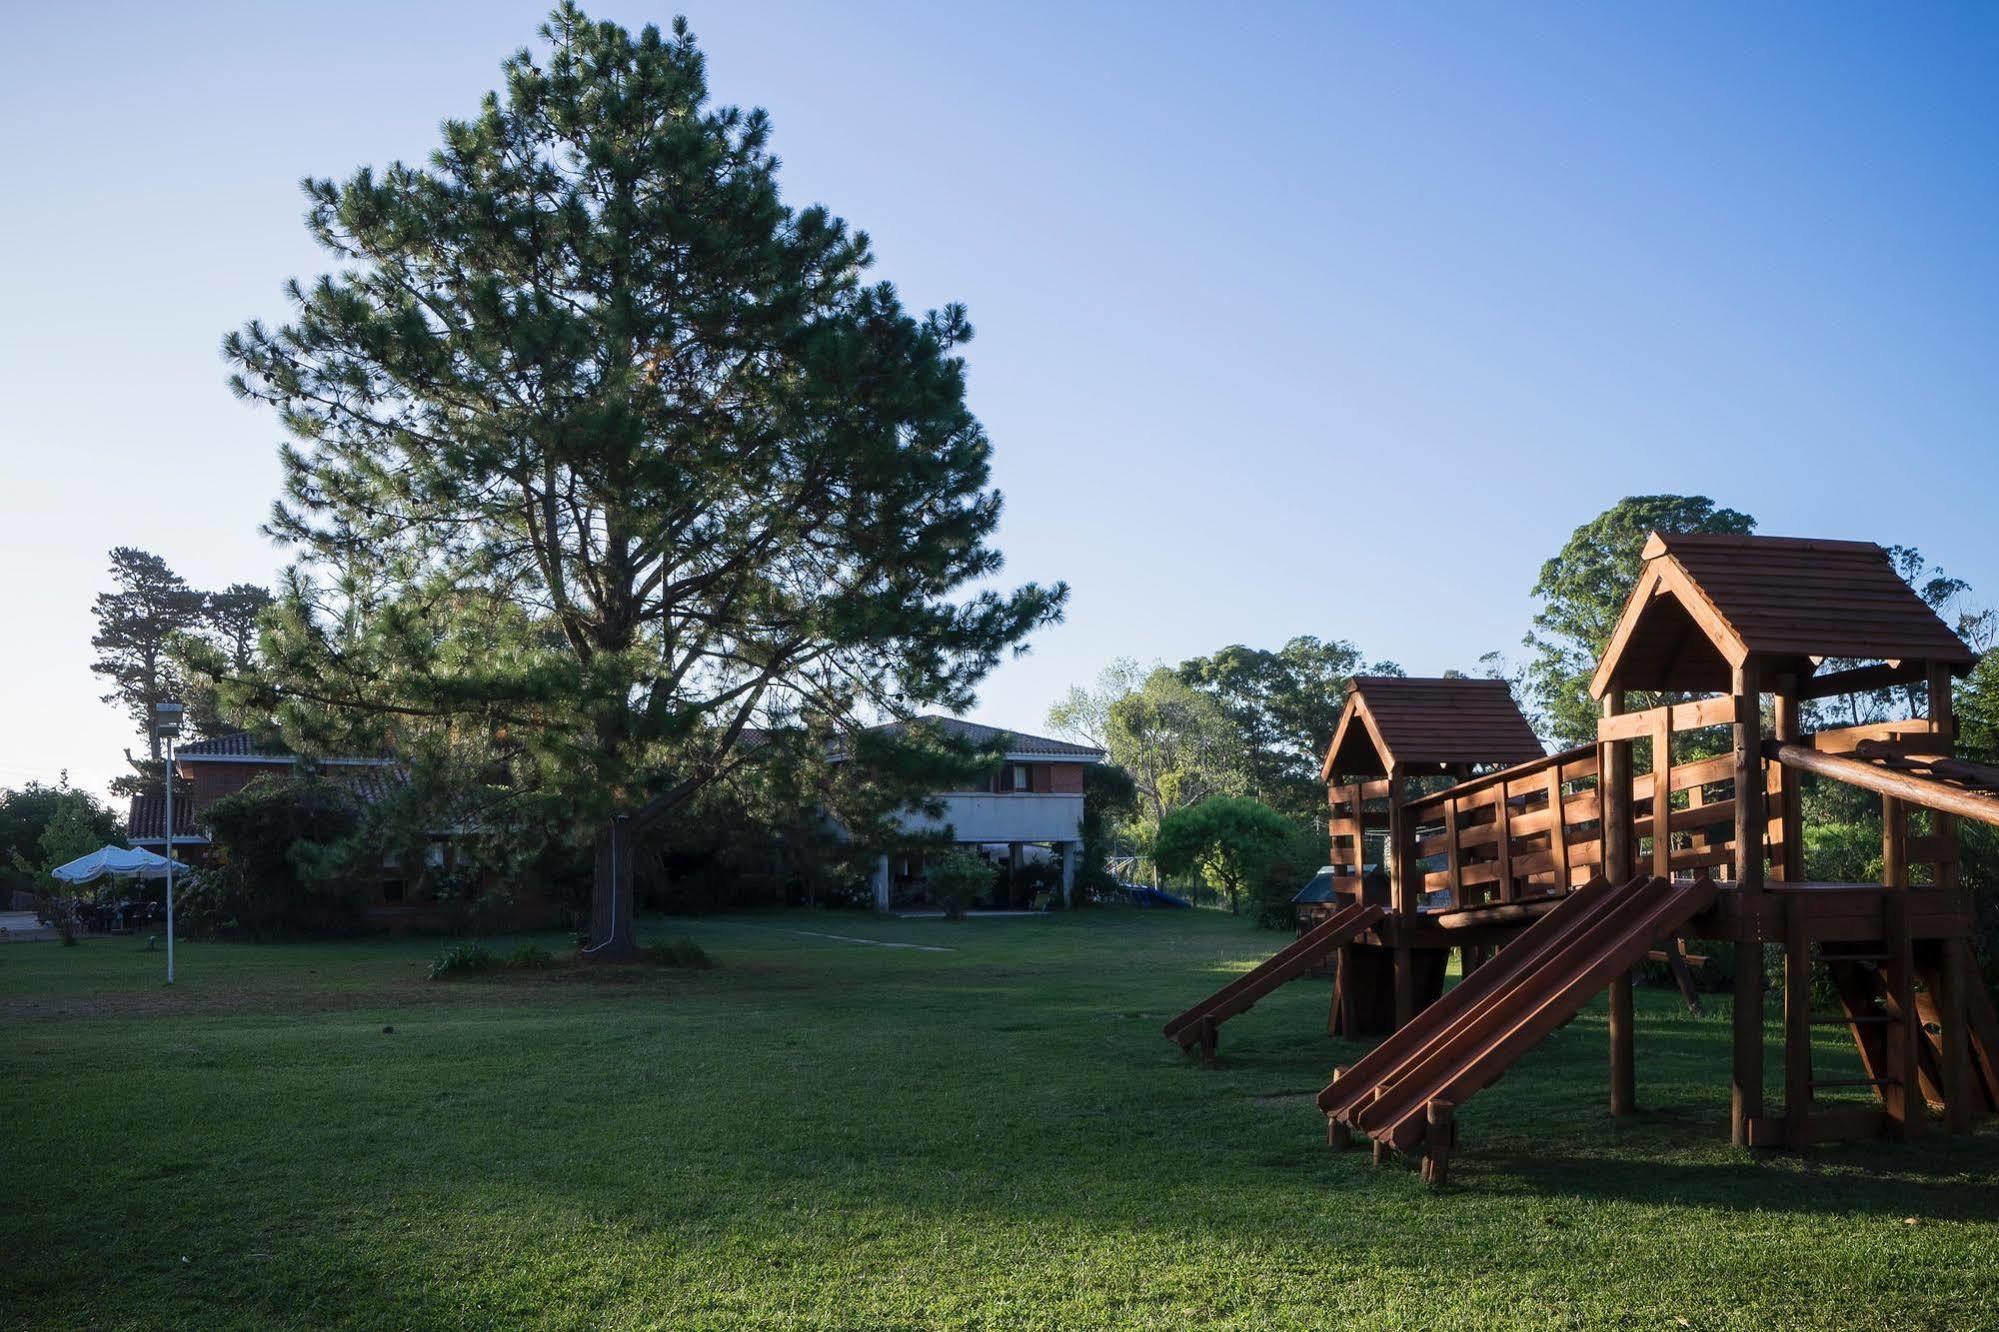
left=1590, top=532, right=1977, bottom=697
left=852, top=716, right=1104, bottom=760
left=1321, top=677, right=1546, bottom=780
left=125, top=794, right=207, bottom=845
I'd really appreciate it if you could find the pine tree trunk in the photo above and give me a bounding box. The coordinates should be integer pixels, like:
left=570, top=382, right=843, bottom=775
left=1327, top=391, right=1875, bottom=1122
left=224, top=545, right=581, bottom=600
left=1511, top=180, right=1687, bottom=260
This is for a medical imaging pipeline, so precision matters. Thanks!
left=585, top=817, right=639, bottom=959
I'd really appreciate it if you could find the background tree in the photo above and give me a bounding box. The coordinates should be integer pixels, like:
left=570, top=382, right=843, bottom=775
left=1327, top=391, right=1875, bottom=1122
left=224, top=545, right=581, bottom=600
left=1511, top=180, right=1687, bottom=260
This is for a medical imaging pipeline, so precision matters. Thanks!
left=1177, top=636, right=1400, bottom=818
left=90, top=547, right=204, bottom=760
left=1153, top=796, right=1295, bottom=916
left=1522, top=495, right=1755, bottom=746
left=218, top=7, right=1062, bottom=956
left=0, top=780, right=123, bottom=900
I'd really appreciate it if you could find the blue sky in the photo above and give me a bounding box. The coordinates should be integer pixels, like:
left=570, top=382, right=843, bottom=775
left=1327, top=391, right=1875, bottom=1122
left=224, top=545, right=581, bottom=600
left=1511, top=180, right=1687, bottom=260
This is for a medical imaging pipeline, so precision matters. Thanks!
left=2, top=2, right=1996, bottom=798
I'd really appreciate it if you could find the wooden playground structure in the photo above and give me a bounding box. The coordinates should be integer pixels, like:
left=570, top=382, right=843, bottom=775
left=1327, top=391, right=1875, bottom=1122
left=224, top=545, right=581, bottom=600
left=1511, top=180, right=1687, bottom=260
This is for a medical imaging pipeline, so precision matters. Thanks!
left=1166, top=532, right=1999, bottom=1185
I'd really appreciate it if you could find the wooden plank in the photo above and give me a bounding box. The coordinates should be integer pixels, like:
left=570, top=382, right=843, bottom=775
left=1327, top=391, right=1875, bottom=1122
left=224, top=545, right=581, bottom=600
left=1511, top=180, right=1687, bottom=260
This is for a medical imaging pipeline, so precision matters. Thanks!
left=1598, top=694, right=1740, bottom=743
left=1774, top=685, right=1805, bottom=883
left=1495, top=779, right=1514, bottom=905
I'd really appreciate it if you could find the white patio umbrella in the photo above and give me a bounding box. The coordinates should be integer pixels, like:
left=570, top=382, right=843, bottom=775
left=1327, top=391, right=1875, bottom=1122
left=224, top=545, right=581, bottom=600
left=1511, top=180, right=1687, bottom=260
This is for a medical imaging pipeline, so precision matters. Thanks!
left=48, top=846, right=191, bottom=885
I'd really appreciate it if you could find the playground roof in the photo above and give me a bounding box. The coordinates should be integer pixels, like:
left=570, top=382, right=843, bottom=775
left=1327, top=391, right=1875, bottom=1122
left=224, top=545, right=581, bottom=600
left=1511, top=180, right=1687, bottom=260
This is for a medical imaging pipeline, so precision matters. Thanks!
left=1590, top=532, right=1976, bottom=698
left=1320, top=677, right=1546, bottom=780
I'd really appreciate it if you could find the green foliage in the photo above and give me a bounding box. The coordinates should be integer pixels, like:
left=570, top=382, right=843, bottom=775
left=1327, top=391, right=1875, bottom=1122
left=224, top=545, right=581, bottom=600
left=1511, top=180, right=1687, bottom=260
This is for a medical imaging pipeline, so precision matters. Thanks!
left=642, top=937, right=715, bottom=969
left=1153, top=796, right=1298, bottom=916
left=1955, top=648, right=1999, bottom=766
left=1522, top=496, right=1755, bottom=746
left=1077, top=762, right=1139, bottom=899
left=186, top=777, right=369, bottom=939
left=0, top=781, right=122, bottom=899
left=428, top=942, right=498, bottom=979
left=506, top=942, right=555, bottom=970
left=1050, top=661, right=1245, bottom=848
left=922, top=849, right=993, bottom=921
left=218, top=5, right=1063, bottom=950
left=90, top=547, right=203, bottom=763
left=1176, top=637, right=1401, bottom=818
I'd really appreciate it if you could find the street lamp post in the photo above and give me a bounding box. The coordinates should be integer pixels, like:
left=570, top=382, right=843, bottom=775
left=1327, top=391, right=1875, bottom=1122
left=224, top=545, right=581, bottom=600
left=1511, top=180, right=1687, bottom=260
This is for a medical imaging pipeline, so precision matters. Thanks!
left=154, top=701, right=184, bottom=985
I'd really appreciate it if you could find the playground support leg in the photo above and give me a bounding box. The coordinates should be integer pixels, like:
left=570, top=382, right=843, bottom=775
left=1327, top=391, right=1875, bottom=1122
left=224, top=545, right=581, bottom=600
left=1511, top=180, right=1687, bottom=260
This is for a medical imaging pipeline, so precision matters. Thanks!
left=1393, top=942, right=1415, bottom=1028
left=1422, top=1098, right=1455, bottom=1190
left=1609, top=970, right=1636, bottom=1116
left=1327, top=1068, right=1351, bottom=1150
left=1199, top=1015, right=1217, bottom=1064
left=1732, top=940, right=1764, bottom=1147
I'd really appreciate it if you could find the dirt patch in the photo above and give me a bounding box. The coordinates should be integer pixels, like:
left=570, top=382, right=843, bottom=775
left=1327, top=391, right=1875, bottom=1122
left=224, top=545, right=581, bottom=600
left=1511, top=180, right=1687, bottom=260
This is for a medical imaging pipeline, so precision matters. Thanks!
left=1248, top=1090, right=1322, bottom=1107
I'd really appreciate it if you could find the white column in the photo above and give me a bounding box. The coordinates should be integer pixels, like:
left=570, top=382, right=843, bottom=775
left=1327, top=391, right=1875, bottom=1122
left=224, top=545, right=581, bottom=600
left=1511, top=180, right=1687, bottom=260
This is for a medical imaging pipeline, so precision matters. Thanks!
left=872, top=854, right=891, bottom=913
left=1061, top=841, right=1079, bottom=906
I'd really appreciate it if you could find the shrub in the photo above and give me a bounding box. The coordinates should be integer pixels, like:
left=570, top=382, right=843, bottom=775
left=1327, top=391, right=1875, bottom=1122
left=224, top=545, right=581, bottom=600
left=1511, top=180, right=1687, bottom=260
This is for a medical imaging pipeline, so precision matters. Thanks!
left=923, top=850, right=993, bottom=921
left=428, top=942, right=497, bottom=979
left=192, top=777, right=370, bottom=939
left=505, top=942, right=554, bottom=970
left=642, top=938, right=715, bottom=969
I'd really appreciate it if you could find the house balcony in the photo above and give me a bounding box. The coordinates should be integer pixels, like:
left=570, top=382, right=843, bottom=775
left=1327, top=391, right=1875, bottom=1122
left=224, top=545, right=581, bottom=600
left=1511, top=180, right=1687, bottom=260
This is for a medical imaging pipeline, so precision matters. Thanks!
left=892, top=792, right=1085, bottom=845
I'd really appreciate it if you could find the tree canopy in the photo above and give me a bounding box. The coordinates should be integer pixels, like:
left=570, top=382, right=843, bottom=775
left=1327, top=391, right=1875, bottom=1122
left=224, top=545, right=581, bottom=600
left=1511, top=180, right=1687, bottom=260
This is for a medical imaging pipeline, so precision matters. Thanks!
left=1521, top=495, right=1755, bottom=746
left=218, top=6, right=1062, bottom=953
left=1153, top=796, right=1296, bottom=917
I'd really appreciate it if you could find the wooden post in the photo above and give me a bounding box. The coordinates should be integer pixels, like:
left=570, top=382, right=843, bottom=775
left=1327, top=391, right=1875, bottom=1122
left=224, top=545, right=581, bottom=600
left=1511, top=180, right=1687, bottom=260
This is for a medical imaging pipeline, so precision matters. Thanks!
left=1930, top=663, right=1961, bottom=891
left=1783, top=902, right=1812, bottom=1152
left=1327, top=1067, right=1351, bottom=1149
left=1601, top=691, right=1633, bottom=883
left=1652, top=707, right=1674, bottom=880
left=1773, top=682, right=1805, bottom=883
left=1732, top=662, right=1765, bottom=1147
left=1546, top=765, right=1571, bottom=891
left=1495, top=779, right=1514, bottom=905
left=1422, top=1098, right=1455, bottom=1189
left=1942, top=931, right=1974, bottom=1133
left=1388, top=764, right=1417, bottom=1028
left=1884, top=895, right=1921, bottom=1142
left=1882, top=796, right=1907, bottom=891
left=1602, top=690, right=1637, bottom=1116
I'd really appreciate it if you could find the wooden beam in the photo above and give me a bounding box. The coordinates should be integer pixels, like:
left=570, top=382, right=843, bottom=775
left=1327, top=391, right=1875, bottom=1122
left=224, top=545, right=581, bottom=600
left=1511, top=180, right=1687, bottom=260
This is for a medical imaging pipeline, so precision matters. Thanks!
left=1795, top=659, right=1928, bottom=701
left=1766, top=743, right=1999, bottom=828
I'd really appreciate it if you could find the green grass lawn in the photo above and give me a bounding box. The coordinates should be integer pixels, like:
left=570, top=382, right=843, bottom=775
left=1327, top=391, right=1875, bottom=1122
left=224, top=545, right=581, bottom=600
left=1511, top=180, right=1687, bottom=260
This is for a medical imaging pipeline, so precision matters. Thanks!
left=5, top=908, right=1997, bottom=1330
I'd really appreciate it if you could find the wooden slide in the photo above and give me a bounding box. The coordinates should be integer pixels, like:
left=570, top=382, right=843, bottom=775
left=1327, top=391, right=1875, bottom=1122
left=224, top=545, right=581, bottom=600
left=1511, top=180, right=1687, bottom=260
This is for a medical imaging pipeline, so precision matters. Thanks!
left=1163, top=900, right=1385, bottom=1057
left=1318, top=873, right=1720, bottom=1158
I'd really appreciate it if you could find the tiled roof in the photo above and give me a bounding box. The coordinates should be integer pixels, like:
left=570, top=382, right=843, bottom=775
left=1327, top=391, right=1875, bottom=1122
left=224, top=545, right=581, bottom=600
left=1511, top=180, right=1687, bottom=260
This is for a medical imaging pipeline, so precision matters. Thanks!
left=1323, top=677, right=1546, bottom=778
left=173, top=731, right=288, bottom=758
left=864, top=715, right=1104, bottom=759
left=1592, top=532, right=1976, bottom=695
left=126, top=795, right=207, bottom=842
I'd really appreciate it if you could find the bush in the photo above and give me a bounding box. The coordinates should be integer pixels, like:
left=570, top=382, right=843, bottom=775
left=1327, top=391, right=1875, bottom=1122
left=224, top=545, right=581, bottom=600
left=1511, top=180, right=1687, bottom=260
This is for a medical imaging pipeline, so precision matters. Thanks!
left=642, top=938, right=715, bottom=969
left=505, top=942, right=554, bottom=970
left=428, top=942, right=497, bottom=979
left=923, top=850, right=993, bottom=921
left=191, top=777, right=370, bottom=939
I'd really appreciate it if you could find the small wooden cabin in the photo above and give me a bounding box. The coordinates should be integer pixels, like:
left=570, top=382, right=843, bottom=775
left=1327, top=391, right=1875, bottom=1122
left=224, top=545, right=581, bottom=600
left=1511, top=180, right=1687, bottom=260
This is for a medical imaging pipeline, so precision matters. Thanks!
left=1318, top=676, right=1546, bottom=1033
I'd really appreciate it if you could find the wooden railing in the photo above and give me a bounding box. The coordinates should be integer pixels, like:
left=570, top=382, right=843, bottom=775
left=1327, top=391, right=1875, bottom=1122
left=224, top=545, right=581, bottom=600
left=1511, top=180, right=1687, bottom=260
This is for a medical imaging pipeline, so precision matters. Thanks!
left=1403, top=747, right=1601, bottom=912
left=1327, top=778, right=1392, bottom=888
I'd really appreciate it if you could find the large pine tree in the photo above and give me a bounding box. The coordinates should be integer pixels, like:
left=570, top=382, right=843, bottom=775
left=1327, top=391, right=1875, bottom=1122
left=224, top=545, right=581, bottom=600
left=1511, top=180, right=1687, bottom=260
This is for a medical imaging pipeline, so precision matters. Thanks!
left=222, top=6, right=1063, bottom=954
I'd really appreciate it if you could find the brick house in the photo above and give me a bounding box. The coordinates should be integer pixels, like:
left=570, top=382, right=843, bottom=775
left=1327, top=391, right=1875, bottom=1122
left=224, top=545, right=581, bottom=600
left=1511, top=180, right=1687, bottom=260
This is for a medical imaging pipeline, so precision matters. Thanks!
left=836, top=716, right=1104, bottom=911
left=125, top=733, right=528, bottom=930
